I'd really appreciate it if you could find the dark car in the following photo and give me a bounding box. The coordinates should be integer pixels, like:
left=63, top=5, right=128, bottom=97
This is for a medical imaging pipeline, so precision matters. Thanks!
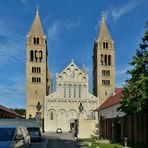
left=0, top=126, right=31, bottom=148
left=27, top=127, right=43, bottom=142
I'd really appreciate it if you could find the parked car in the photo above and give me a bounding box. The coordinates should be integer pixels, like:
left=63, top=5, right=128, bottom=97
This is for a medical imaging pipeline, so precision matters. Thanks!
left=0, top=126, right=31, bottom=148
left=56, top=128, right=62, bottom=133
left=27, top=127, right=43, bottom=142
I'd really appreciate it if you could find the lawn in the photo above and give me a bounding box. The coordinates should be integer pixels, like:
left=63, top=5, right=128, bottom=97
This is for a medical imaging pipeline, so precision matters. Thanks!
left=87, top=143, right=122, bottom=148
left=78, top=138, right=122, bottom=148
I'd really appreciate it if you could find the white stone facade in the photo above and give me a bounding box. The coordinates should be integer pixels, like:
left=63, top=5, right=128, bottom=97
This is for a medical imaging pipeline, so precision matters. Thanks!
left=98, top=104, right=125, bottom=119
left=44, top=61, right=98, bottom=132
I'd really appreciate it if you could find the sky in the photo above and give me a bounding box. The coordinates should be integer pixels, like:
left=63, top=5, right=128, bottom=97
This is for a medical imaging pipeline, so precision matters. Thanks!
left=0, top=0, right=147, bottom=109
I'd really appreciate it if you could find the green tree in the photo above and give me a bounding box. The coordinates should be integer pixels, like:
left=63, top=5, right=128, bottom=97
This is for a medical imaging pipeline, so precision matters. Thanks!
left=10, top=108, right=26, bottom=116
left=118, top=25, right=148, bottom=115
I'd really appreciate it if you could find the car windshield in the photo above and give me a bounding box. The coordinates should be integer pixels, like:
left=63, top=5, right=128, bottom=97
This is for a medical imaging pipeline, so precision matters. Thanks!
left=27, top=128, right=39, bottom=132
left=0, top=128, right=15, bottom=141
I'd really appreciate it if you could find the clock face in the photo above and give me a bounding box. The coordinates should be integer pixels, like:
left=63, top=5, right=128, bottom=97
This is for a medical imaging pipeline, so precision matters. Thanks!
left=69, top=71, right=75, bottom=78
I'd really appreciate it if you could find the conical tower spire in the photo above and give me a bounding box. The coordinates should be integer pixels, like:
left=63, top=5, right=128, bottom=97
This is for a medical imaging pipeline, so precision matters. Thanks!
left=28, top=6, right=44, bottom=37
left=82, top=64, right=87, bottom=74
left=97, top=13, right=112, bottom=41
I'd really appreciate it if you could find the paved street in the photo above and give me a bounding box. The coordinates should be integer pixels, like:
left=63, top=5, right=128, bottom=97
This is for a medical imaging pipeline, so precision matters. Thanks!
left=31, top=132, right=80, bottom=148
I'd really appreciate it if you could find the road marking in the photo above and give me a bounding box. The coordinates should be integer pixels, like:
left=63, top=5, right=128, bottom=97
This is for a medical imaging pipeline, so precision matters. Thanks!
left=43, top=139, right=48, bottom=148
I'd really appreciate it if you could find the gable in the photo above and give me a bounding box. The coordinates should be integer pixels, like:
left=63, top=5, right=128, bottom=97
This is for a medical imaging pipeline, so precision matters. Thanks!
left=57, top=62, right=87, bottom=82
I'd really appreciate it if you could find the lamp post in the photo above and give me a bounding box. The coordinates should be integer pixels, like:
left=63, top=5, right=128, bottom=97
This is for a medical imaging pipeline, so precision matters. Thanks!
left=36, top=101, right=41, bottom=112
left=79, top=103, right=84, bottom=112
left=29, top=114, right=32, bottom=119
left=75, top=103, right=84, bottom=139
left=36, top=101, right=41, bottom=127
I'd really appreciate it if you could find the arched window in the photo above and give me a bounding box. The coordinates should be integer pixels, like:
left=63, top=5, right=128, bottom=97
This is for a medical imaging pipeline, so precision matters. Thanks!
left=39, top=67, right=41, bottom=73
left=104, top=54, right=107, bottom=65
left=102, top=70, right=104, bottom=76
left=30, top=50, right=34, bottom=62
left=50, top=111, right=53, bottom=120
left=37, top=37, right=39, bottom=44
left=37, top=77, right=38, bottom=83
left=39, top=77, right=41, bottom=83
left=32, top=67, right=34, bottom=73
left=103, top=42, right=106, bottom=48
left=39, top=51, right=43, bottom=62
left=69, top=84, right=71, bottom=98
left=74, top=84, right=76, bottom=98
left=33, top=37, right=39, bottom=45
left=35, top=50, right=38, bottom=62
left=78, top=85, right=81, bottom=98
left=105, top=91, right=107, bottom=96
left=101, top=54, right=103, bottom=65
left=32, top=77, right=36, bottom=83
left=106, top=42, right=108, bottom=49
left=33, top=37, right=36, bottom=44
left=64, top=84, right=66, bottom=98
left=108, top=55, right=111, bottom=65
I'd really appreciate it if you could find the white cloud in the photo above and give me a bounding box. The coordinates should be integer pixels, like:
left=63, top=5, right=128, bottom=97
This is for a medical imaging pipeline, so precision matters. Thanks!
left=112, top=1, right=140, bottom=20
left=0, top=83, right=26, bottom=108
left=116, top=67, right=128, bottom=76
left=20, top=0, right=26, bottom=3
left=0, top=39, right=25, bottom=66
left=47, top=19, right=80, bottom=43
left=64, top=20, right=80, bottom=29
left=103, top=1, right=141, bottom=22
left=48, top=22, right=60, bottom=42
left=116, top=65, right=133, bottom=76
left=0, top=19, right=25, bottom=66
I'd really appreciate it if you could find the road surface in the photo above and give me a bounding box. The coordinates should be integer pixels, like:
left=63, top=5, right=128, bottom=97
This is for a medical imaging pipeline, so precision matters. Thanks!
left=31, top=132, right=80, bottom=148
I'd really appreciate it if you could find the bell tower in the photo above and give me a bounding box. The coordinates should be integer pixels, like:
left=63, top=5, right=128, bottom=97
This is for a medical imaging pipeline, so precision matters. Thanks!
left=26, top=8, right=52, bottom=119
left=93, top=14, right=115, bottom=105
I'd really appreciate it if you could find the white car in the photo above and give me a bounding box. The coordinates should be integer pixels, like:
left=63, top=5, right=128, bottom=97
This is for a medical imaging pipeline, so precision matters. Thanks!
left=56, top=128, right=62, bottom=133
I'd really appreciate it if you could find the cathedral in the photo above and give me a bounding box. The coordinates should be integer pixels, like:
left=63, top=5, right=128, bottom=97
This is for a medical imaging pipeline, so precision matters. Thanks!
left=44, top=61, right=98, bottom=132
left=26, top=8, right=115, bottom=132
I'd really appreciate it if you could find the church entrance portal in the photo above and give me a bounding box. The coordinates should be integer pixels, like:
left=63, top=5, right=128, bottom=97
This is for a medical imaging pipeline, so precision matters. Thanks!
left=70, top=122, right=74, bottom=131
left=69, top=118, right=76, bottom=131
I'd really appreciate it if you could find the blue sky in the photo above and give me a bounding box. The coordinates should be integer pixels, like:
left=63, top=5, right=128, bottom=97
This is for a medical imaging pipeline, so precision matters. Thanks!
left=0, top=0, right=147, bottom=109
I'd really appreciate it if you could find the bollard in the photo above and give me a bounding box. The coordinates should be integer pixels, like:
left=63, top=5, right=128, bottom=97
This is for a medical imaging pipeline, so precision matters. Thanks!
left=124, top=137, right=127, bottom=147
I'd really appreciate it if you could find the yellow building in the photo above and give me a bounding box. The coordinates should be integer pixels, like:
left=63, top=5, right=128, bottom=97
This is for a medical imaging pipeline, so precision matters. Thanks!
left=93, top=15, right=115, bottom=105
left=26, top=8, right=52, bottom=119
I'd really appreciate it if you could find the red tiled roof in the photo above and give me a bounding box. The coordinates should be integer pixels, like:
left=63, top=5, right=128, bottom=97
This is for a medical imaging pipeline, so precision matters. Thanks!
left=115, top=88, right=123, bottom=93
left=0, top=105, right=22, bottom=117
left=97, top=89, right=123, bottom=111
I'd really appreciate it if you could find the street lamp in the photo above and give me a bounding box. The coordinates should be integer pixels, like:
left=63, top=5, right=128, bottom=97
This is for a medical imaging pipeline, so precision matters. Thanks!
left=74, top=103, right=84, bottom=139
left=36, top=101, right=41, bottom=121
left=79, top=103, right=84, bottom=112
left=36, top=101, right=41, bottom=112
left=29, top=114, right=32, bottom=119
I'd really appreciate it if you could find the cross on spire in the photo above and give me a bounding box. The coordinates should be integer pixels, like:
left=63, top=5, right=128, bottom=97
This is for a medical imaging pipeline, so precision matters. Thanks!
left=101, top=11, right=105, bottom=18
left=36, top=4, right=39, bottom=15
